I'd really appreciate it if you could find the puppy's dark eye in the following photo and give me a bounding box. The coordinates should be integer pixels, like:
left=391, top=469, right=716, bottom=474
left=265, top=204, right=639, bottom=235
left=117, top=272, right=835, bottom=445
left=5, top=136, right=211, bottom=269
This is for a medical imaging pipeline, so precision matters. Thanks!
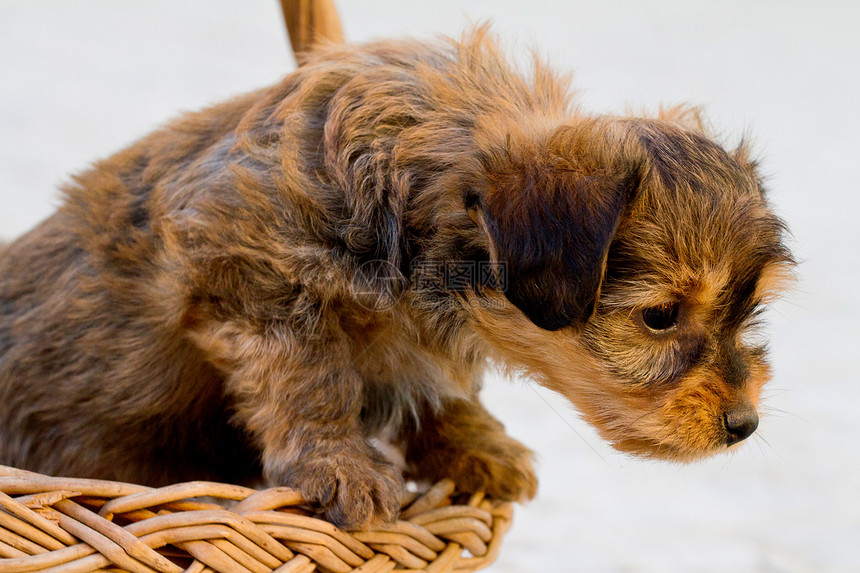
left=642, top=302, right=680, bottom=331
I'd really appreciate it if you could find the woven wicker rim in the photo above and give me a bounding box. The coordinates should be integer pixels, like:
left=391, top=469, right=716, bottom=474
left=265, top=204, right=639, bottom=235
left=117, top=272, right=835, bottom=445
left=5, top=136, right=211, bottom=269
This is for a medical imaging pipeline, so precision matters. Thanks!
left=0, top=464, right=513, bottom=573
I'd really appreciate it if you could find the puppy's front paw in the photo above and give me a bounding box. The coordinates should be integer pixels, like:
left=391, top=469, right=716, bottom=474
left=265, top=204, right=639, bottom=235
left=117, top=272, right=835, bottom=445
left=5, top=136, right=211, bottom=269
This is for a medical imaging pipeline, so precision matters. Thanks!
left=414, top=434, right=538, bottom=502
left=454, top=437, right=538, bottom=502
left=266, top=439, right=403, bottom=529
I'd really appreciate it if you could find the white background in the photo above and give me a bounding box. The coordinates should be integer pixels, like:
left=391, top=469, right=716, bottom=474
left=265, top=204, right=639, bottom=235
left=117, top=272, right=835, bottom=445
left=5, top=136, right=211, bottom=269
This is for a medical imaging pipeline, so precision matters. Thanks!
left=1, top=2, right=857, bottom=572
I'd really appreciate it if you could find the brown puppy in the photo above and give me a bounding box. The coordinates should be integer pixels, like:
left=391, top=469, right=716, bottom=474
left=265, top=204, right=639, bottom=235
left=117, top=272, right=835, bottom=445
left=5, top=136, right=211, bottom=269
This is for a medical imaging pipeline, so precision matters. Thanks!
left=0, top=29, right=792, bottom=528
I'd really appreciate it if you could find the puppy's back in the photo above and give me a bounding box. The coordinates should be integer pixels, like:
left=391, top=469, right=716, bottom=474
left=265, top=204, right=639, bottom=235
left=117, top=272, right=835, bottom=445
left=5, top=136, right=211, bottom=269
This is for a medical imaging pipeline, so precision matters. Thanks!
left=0, top=30, right=571, bottom=484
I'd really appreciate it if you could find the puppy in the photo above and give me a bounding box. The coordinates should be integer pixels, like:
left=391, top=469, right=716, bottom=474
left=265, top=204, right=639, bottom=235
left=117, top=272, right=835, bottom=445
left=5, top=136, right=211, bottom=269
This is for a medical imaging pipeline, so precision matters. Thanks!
left=0, top=29, right=792, bottom=528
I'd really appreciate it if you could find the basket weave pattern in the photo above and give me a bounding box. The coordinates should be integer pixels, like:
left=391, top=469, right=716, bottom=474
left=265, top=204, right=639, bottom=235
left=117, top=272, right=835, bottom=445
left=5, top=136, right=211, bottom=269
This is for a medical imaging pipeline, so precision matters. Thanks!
left=0, top=465, right=512, bottom=573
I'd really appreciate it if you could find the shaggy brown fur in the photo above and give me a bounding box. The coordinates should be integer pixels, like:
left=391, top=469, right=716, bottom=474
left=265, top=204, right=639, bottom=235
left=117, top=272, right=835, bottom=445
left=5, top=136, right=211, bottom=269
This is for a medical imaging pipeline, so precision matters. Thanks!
left=0, top=29, right=792, bottom=528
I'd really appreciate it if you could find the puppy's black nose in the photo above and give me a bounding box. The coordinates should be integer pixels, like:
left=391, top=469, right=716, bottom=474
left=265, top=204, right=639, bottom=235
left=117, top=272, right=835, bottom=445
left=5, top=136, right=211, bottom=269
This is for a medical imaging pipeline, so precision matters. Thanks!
left=724, top=407, right=759, bottom=445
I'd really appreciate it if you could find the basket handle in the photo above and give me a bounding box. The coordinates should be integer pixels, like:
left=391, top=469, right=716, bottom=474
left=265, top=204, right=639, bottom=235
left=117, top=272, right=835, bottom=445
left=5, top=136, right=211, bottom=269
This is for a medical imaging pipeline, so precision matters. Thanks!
left=280, top=0, right=344, bottom=57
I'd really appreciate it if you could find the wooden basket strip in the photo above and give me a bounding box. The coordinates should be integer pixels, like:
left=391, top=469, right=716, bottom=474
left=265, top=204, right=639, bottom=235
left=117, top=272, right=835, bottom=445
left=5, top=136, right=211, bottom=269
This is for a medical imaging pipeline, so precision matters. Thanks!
left=348, top=532, right=437, bottom=562
left=399, top=481, right=455, bottom=521
left=0, top=540, right=99, bottom=572
left=51, top=511, right=163, bottom=573
left=0, top=478, right=146, bottom=500
left=0, top=491, right=78, bottom=548
left=150, top=502, right=226, bottom=515
left=365, top=543, right=427, bottom=570
left=12, top=491, right=82, bottom=514
left=371, top=521, right=446, bottom=553
left=52, top=500, right=179, bottom=573
left=98, top=483, right=257, bottom=520
left=422, top=543, right=462, bottom=573
left=398, top=490, right=421, bottom=510
left=0, top=467, right=44, bottom=478
left=183, top=537, right=266, bottom=573
left=171, top=540, right=252, bottom=573
left=0, top=538, right=29, bottom=559
left=423, top=518, right=492, bottom=543
left=452, top=513, right=513, bottom=572
left=408, top=507, right=492, bottom=529
left=41, top=552, right=130, bottom=573
left=0, top=524, right=50, bottom=557
left=290, top=541, right=354, bottom=572
left=241, top=512, right=372, bottom=558
left=269, top=554, right=315, bottom=573
left=438, top=532, right=484, bottom=559
left=484, top=501, right=512, bottom=521
left=123, top=510, right=296, bottom=563
left=228, top=488, right=305, bottom=515
left=137, top=524, right=280, bottom=569
left=259, top=525, right=364, bottom=566
left=279, top=0, right=343, bottom=56
left=0, top=511, right=58, bottom=555
left=348, top=554, right=395, bottom=573
left=207, top=538, right=270, bottom=573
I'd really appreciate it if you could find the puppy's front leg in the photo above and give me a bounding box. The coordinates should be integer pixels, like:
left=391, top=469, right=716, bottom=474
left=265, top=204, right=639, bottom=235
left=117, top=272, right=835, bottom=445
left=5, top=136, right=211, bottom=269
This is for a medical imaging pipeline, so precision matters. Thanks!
left=405, top=398, right=537, bottom=502
left=194, top=321, right=402, bottom=529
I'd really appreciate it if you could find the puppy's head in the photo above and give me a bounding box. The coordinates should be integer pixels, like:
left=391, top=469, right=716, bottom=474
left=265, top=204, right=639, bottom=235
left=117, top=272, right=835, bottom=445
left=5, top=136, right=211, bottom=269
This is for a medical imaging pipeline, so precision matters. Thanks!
left=464, top=113, right=793, bottom=461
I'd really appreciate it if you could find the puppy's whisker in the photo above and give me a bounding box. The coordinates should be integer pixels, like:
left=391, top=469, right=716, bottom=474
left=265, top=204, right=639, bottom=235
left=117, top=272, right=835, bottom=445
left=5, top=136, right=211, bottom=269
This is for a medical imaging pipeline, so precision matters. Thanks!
left=761, top=386, right=798, bottom=396
left=652, top=420, right=679, bottom=445
left=759, top=406, right=801, bottom=420
left=751, top=433, right=783, bottom=462
left=752, top=433, right=771, bottom=453
left=525, top=381, right=609, bottom=465
left=617, top=404, right=662, bottom=438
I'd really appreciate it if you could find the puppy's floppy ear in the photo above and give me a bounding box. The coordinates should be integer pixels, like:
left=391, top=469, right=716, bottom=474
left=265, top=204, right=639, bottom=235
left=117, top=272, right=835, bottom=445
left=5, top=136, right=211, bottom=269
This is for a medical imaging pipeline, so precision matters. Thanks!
left=471, top=121, right=641, bottom=330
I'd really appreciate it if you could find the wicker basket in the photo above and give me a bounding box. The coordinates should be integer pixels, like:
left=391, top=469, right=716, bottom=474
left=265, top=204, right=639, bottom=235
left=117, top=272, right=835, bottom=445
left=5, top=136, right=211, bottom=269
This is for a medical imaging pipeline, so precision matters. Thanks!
left=0, top=464, right=513, bottom=573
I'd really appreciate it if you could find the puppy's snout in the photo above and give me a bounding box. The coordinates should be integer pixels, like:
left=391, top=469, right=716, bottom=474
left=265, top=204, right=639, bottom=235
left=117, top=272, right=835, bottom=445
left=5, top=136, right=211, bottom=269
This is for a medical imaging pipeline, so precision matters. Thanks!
left=723, top=406, right=759, bottom=445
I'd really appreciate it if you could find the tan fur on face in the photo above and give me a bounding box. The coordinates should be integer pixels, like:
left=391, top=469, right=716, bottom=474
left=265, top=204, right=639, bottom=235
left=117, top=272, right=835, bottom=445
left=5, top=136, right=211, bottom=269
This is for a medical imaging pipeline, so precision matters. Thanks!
left=0, top=28, right=792, bottom=528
